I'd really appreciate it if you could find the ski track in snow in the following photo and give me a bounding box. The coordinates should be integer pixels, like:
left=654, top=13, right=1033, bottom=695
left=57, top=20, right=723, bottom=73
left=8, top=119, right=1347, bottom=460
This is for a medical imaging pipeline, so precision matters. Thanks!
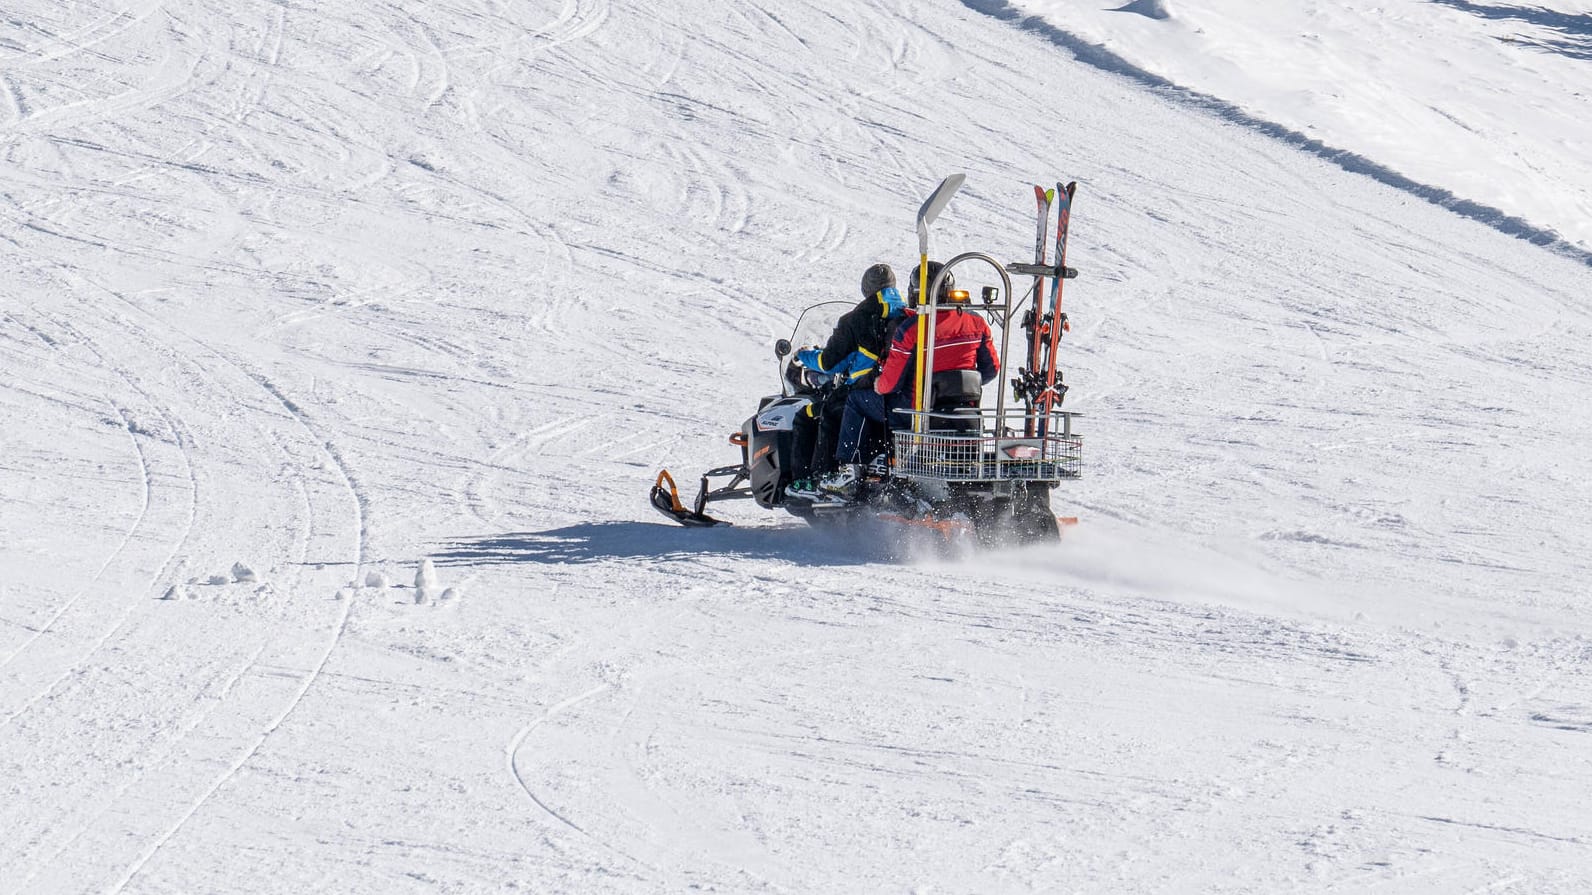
left=97, top=307, right=370, bottom=893
left=0, top=316, right=150, bottom=667
left=1, top=0, right=1591, bottom=891
left=504, top=683, right=621, bottom=843
left=0, top=274, right=369, bottom=889
left=0, top=309, right=201, bottom=724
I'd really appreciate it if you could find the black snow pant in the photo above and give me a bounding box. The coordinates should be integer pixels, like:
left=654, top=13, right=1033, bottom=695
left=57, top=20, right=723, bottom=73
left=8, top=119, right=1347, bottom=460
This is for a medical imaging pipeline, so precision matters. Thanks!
left=810, top=386, right=849, bottom=477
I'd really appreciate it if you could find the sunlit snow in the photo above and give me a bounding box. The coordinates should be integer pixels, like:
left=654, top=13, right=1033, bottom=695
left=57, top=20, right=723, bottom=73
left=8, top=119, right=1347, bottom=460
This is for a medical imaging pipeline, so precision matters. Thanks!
left=2, top=0, right=1590, bottom=892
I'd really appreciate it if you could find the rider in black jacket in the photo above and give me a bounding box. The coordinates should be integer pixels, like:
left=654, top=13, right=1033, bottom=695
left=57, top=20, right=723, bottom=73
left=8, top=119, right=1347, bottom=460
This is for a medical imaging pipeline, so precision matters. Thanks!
left=788, top=263, right=906, bottom=489
left=797, top=263, right=903, bottom=390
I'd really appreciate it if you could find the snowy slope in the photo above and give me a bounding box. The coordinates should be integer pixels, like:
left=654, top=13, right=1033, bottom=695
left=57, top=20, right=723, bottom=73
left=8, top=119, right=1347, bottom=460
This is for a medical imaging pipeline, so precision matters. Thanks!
left=1006, top=0, right=1592, bottom=253
left=3, top=0, right=1591, bottom=892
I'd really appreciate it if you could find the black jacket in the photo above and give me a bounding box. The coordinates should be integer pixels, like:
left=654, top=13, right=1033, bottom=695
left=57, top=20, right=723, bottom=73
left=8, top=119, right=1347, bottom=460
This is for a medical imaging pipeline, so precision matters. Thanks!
left=811, top=293, right=898, bottom=388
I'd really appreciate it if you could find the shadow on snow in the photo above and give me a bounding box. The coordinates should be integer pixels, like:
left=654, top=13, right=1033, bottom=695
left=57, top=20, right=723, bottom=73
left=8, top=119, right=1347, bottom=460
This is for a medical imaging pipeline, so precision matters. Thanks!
left=434, top=520, right=911, bottom=567
left=1428, top=0, right=1592, bottom=60
left=960, top=0, right=1592, bottom=268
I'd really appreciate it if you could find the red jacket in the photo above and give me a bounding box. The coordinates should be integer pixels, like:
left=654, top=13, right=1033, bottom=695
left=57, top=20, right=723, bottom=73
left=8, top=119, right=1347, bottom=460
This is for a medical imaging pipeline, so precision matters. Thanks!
left=875, top=308, right=999, bottom=395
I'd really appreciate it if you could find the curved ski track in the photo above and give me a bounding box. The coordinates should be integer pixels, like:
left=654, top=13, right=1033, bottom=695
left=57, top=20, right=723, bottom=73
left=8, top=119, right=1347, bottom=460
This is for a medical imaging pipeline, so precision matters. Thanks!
left=100, top=301, right=370, bottom=894
left=0, top=276, right=367, bottom=887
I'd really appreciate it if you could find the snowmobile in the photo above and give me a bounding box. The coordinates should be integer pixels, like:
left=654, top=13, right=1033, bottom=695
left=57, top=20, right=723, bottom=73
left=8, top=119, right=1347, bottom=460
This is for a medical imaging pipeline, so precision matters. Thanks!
left=649, top=175, right=1084, bottom=544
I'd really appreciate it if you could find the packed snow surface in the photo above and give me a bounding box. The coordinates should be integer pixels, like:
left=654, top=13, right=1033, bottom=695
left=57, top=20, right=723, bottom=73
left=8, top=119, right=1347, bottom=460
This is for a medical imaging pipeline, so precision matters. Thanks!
left=2, top=0, right=1591, bottom=892
left=1010, top=0, right=1592, bottom=251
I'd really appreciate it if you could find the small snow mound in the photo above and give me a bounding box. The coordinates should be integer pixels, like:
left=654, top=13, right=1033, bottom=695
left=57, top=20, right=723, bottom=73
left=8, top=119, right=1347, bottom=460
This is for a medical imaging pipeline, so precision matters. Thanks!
left=205, top=574, right=229, bottom=586
left=1113, top=0, right=1171, bottom=20
left=232, top=561, right=258, bottom=583
left=415, top=558, right=440, bottom=604
left=439, top=587, right=459, bottom=603
left=365, top=570, right=390, bottom=588
left=415, top=558, right=438, bottom=591
left=161, top=584, right=183, bottom=601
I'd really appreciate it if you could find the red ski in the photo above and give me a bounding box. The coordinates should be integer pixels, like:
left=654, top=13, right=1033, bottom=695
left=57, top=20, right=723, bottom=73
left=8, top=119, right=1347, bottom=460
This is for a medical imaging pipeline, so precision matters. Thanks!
left=1038, top=181, right=1077, bottom=433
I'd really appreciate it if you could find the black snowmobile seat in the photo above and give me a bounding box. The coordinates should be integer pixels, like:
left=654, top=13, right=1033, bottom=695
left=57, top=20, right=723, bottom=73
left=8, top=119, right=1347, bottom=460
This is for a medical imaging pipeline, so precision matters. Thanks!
left=929, top=370, right=982, bottom=433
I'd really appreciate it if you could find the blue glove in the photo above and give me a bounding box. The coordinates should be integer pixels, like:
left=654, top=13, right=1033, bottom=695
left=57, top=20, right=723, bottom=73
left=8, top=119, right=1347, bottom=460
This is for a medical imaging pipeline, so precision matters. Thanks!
left=878, top=285, right=905, bottom=318
left=796, top=347, right=823, bottom=371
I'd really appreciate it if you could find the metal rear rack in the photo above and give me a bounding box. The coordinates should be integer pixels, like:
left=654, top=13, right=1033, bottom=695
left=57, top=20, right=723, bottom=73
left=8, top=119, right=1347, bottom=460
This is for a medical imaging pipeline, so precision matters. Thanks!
left=891, top=410, right=1083, bottom=483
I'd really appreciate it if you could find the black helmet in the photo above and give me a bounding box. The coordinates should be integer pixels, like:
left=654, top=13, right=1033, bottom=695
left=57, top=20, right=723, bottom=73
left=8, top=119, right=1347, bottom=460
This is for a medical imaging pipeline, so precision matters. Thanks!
left=907, top=261, right=955, bottom=305
left=859, top=262, right=895, bottom=298
left=784, top=357, right=822, bottom=394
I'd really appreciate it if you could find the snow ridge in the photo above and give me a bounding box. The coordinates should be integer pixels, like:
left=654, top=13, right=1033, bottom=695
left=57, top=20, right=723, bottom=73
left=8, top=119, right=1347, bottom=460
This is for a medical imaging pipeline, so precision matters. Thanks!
left=962, top=0, right=1592, bottom=268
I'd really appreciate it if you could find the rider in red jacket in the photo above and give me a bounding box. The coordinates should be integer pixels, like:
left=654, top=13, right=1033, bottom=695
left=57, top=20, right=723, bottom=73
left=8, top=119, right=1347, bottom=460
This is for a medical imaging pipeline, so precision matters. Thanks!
left=787, top=262, right=998, bottom=502
left=873, top=298, right=999, bottom=395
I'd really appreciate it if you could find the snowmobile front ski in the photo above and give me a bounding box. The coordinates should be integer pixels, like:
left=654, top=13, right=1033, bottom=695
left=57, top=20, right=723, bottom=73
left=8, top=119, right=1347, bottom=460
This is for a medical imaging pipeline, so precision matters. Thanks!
left=650, top=467, right=748, bottom=527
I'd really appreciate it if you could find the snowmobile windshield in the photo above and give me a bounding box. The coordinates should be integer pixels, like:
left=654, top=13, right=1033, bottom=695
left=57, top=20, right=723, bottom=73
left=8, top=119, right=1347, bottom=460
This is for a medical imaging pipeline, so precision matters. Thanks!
left=781, top=301, right=853, bottom=397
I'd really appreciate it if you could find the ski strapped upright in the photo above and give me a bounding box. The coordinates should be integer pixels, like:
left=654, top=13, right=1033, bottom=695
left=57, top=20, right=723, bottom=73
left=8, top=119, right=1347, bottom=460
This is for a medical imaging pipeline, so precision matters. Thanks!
left=1008, top=181, right=1078, bottom=435
left=1039, top=181, right=1077, bottom=433
left=1023, top=184, right=1054, bottom=436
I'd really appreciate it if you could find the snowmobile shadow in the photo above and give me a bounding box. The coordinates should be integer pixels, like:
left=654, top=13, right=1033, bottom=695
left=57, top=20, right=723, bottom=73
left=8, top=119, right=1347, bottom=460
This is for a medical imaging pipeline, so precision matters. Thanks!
left=434, top=520, right=909, bottom=567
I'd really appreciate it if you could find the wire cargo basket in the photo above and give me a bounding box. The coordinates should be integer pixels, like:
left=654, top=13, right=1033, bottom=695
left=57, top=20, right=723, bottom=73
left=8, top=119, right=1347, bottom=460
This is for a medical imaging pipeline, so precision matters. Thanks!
left=891, top=428, right=1083, bottom=483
